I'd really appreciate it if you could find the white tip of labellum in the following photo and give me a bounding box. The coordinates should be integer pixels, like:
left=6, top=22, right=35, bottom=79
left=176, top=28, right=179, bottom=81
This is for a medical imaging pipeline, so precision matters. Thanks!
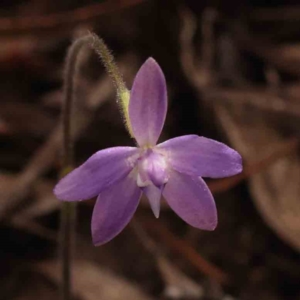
left=143, top=185, right=161, bottom=218
left=150, top=198, right=160, bottom=218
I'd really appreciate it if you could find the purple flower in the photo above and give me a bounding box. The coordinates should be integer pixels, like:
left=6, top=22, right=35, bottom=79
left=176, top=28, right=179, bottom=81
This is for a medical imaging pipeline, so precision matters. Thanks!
left=54, top=58, right=242, bottom=246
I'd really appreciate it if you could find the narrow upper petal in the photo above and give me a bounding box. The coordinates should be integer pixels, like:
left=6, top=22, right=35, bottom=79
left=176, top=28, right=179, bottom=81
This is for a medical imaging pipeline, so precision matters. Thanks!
left=144, top=185, right=162, bottom=218
left=157, top=135, right=242, bottom=178
left=54, top=147, right=138, bottom=201
left=163, top=170, right=217, bottom=230
left=129, top=58, right=167, bottom=147
left=92, top=173, right=142, bottom=246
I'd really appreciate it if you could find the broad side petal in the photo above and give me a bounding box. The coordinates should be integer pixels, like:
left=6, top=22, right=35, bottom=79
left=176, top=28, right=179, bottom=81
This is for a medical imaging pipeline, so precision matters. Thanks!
left=157, top=135, right=242, bottom=178
left=92, top=173, right=142, bottom=246
left=129, top=58, right=167, bottom=146
left=54, top=147, right=138, bottom=201
left=163, top=170, right=217, bottom=230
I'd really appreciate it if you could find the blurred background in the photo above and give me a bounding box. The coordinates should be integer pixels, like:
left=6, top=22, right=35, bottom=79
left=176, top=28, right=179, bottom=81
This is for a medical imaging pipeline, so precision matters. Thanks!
left=1, top=0, right=300, bottom=299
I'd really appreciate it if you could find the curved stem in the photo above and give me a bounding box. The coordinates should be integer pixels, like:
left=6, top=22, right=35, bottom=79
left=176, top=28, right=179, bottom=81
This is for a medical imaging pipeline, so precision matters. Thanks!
left=62, top=35, right=91, bottom=169
left=60, top=33, right=129, bottom=300
left=63, top=34, right=132, bottom=156
left=60, top=35, right=88, bottom=300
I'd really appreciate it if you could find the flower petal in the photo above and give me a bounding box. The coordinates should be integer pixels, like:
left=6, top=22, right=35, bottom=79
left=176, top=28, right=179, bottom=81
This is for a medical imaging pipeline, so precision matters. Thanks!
left=163, top=170, right=217, bottom=230
left=92, top=173, right=142, bottom=246
left=129, top=58, right=167, bottom=146
left=144, top=185, right=162, bottom=218
left=158, top=135, right=242, bottom=178
left=54, top=147, right=138, bottom=201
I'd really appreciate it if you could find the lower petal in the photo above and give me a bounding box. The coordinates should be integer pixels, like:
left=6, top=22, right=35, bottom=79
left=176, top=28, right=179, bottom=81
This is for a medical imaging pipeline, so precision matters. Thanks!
left=163, top=170, right=217, bottom=230
left=91, top=173, right=142, bottom=246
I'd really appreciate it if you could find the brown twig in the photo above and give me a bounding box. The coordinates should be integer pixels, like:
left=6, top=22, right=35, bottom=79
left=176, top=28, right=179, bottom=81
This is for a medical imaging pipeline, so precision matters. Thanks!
left=143, top=218, right=230, bottom=285
left=0, top=0, right=146, bottom=35
left=208, top=137, right=300, bottom=193
left=232, top=25, right=300, bottom=77
left=132, top=219, right=204, bottom=297
left=250, top=5, right=300, bottom=21
left=178, top=6, right=217, bottom=89
left=10, top=217, right=58, bottom=242
left=205, top=87, right=300, bottom=118
left=34, top=260, right=155, bottom=300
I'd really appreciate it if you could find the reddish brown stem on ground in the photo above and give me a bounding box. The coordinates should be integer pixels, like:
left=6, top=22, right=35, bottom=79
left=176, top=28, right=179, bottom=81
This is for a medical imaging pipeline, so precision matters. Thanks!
left=208, top=137, right=299, bottom=194
left=0, top=0, right=146, bottom=35
left=142, top=218, right=230, bottom=285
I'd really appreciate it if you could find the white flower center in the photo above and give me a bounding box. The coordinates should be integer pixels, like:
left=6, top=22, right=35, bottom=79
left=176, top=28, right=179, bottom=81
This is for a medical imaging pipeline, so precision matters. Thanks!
left=136, top=148, right=168, bottom=188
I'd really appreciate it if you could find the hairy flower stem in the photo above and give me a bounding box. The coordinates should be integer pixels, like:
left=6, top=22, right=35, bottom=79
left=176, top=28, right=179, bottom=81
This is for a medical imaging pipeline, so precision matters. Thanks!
left=60, top=33, right=129, bottom=300
left=90, top=33, right=132, bottom=136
